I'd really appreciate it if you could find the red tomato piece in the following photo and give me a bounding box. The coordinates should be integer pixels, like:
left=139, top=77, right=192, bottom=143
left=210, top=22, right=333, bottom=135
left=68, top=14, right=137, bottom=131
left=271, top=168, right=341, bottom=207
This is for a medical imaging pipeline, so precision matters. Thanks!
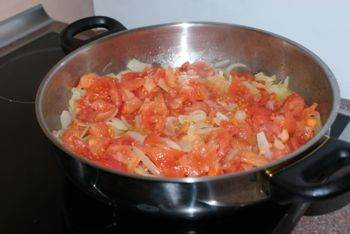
left=188, top=61, right=214, bottom=78
left=282, top=94, right=305, bottom=118
left=88, top=136, right=111, bottom=158
left=88, top=122, right=111, bottom=138
left=77, top=73, right=99, bottom=89
left=62, top=127, right=90, bottom=157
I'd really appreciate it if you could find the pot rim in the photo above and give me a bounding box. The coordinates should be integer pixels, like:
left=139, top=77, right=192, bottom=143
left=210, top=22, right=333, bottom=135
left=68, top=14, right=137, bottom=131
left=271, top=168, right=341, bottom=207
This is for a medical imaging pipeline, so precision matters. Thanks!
left=35, top=21, right=341, bottom=184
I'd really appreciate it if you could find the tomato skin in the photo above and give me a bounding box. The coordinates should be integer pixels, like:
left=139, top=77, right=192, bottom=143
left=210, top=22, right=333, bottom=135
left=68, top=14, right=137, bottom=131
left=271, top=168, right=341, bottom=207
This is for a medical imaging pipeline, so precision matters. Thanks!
left=120, top=89, right=143, bottom=114
left=75, top=77, right=120, bottom=123
left=120, top=77, right=144, bottom=91
left=88, top=136, right=111, bottom=158
left=284, top=113, right=297, bottom=134
left=140, top=145, right=184, bottom=169
left=144, top=133, right=164, bottom=146
left=140, top=94, right=169, bottom=133
left=247, top=106, right=272, bottom=132
left=207, top=130, right=232, bottom=159
left=88, top=122, right=111, bottom=138
left=62, top=128, right=90, bottom=157
left=179, top=80, right=210, bottom=103
left=282, top=94, right=305, bottom=118
left=228, top=79, right=255, bottom=106
left=77, top=73, right=99, bottom=89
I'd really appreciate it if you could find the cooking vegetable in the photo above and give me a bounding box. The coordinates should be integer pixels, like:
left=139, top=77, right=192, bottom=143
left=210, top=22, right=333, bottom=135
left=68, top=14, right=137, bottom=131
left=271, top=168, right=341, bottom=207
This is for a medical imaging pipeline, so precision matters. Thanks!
left=57, top=59, right=322, bottom=177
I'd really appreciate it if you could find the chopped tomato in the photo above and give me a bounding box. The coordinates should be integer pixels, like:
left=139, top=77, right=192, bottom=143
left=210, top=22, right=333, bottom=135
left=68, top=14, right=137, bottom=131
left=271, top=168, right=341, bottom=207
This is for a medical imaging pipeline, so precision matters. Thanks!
left=88, top=136, right=111, bottom=158
left=247, top=106, right=272, bottom=130
left=88, top=122, right=111, bottom=138
left=59, top=60, right=321, bottom=178
left=62, top=127, right=90, bottom=157
left=282, top=93, right=305, bottom=118
left=228, top=78, right=255, bottom=106
left=77, top=73, right=99, bottom=89
left=120, top=89, right=143, bottom=114
left=187, top=61, right=215, bottom=78
left=141, top=145, right=183, bottom=169
left=120, top=77, right=144, bottom=91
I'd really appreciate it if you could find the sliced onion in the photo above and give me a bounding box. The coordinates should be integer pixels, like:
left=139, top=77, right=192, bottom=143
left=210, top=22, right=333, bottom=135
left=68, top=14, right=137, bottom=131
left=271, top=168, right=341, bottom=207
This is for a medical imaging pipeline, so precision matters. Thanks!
left=222, top=102, right=237, bottom=111
left=164, top=116, right=178, bottom=136
left=108, top=118, right=128, bottom=131
left=178, top=110, right=207, bottom=124
left=60, top=110, right=72, bottom=129
left=234, top=110, right=246, bottom=122
left=134, top=166, right=152, bottom=176
left=157, top=79, right=170, bottom=92
left=226, top=63, right=247, bottom=71
left=126, top=131, right=146, bottom=143
left=213, top=112, right=229, bottom=126
left=223, top=148, right=239, bottom=163
left=187, top=122, right=212, bottom=135
left=120, top=116, right=131, bottom=128
left=214, top=59, right=230, bottom=68
left=257, top=131, right=272, bottom=159
left=132, top=147, right=160, bottom=175
left=134, top=115, right=141, bottom=128
left=68, top=88, right=86, bottom=117
left=194, top=127, right=219, bottom=135
left=127, top=59, right=151, bottom=72
left=273, top=138, right=285, bottom=150
left=242, top=81, right=261, bottom=97
left=279, top=129, right=289, bottom=142
left=161, top=137, right=183, bottom=151
left=52, top=130, right=63, bottom=139
left=266, top=100, right=274, bottom=110
left=178, top=134, right=201, bottom=152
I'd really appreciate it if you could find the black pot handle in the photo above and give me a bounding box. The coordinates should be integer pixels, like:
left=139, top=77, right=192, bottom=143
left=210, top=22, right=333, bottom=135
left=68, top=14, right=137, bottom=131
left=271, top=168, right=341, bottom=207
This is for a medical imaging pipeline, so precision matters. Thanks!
left=268, top=137, right=350, bottom=204
left=60, top=16, right=127, bottom=54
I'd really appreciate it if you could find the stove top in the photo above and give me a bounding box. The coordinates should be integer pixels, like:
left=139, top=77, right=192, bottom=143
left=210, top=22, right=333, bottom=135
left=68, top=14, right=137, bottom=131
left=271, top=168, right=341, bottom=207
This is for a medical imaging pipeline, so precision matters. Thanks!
left=1, top=31, right=350, bottom=234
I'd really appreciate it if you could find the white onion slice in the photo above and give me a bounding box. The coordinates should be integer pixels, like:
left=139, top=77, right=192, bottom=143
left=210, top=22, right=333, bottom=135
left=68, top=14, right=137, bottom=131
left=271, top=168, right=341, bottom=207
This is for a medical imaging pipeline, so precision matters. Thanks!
left=178, top=110, right=207, bottom=124
left=132, top=147, right=160, bottom=175
left=108, top=118, right=128, bottom=131
left=279, top=129, right=289, bottom=142
left=60, top=110, right=72, bottom=129
left=213, top=112, right=229, bottom=126
left=126, top=131, right=146, bottom=143
left=127, top=59, right=151, bottom=72
left=161, top=137, right=183, bottom=151
left=120, top=116, right=131, bottom=128
left=273, top=138, right=285, bottom=150
left=234, top=110, right=247, bottom=122
left=214, top=59, right=230, bottom=68
left=257, top=131, right=272, bottom=159
left=194, top=127, right=219, bottom=135
left=223, top=148, right=239, bottom=163
left=226, top=63, right=247, bottom=71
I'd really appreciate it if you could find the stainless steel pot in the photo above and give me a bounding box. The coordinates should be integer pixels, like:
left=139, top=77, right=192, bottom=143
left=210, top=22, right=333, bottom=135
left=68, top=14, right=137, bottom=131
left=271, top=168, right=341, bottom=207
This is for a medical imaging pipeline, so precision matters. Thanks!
left=35, top=16, right=350, bottom=219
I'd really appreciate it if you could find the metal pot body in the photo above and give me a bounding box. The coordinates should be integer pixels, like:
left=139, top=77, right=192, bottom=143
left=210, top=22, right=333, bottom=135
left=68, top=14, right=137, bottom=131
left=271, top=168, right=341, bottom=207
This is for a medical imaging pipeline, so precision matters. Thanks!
left=36, top=22, right=344, bottom=219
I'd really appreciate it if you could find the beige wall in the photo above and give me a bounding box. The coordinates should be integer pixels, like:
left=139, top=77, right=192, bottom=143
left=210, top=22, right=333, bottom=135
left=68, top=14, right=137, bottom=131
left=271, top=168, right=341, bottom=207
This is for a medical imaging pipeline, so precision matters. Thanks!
left=0, top=0, right=94, bottom=23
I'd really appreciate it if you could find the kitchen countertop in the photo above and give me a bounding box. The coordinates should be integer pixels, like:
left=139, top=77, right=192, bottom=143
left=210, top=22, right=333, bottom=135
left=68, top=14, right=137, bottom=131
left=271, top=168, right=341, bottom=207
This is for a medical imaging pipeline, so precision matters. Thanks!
left=2, top=21, right=350, bottom=234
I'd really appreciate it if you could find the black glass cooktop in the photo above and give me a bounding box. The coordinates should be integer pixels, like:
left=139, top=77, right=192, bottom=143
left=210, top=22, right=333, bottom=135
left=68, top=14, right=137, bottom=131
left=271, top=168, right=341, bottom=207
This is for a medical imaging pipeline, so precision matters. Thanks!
left=1, top=32, right=349, bottom=234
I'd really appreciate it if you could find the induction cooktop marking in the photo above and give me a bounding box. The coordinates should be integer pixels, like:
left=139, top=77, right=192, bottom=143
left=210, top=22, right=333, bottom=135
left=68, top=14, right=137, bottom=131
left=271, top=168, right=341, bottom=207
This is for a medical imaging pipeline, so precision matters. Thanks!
left=0, top=95, right=34, bottom=104
left=0, top=47, right=64, bottom=104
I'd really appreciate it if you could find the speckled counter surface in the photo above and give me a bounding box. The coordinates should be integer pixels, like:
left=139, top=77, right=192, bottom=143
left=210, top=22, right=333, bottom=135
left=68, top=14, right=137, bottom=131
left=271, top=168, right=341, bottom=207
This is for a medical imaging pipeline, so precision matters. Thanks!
left=2, top=21, right=350, bottom=234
